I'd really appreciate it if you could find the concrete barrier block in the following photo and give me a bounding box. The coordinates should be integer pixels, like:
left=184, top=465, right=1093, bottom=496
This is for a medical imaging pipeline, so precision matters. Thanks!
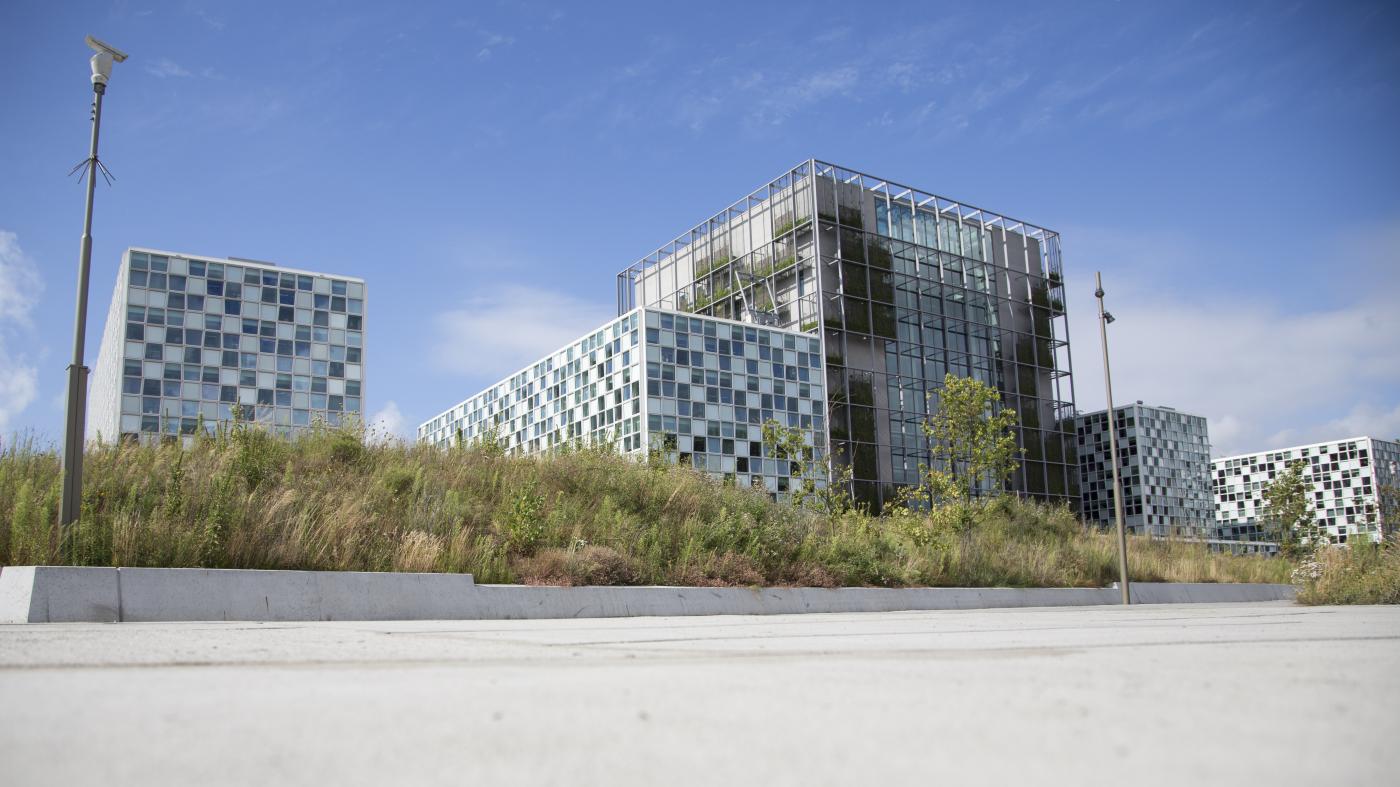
left=313, top=570, right=478, bottom=621
left=1128, top=582, right=1294, bottom=604
left=118, top=568, right=322, bottom=622
left=0, top=566, right=1299, bottom=623
left=0, top=566, right=120, bottom=623
left=116, top=568, right=481, bottom=622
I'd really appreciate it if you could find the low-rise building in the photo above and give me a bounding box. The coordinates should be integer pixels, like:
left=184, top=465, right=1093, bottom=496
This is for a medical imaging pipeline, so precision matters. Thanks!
left=1212, top=437, right=1400, bottom=544
left=418, top=308, right=826, bottom=497
left=88, top=248, right=366, bottom=444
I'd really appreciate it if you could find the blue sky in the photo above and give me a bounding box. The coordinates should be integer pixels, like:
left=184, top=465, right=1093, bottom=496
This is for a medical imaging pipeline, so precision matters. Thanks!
left=1, top=0, right=1396, bottom=457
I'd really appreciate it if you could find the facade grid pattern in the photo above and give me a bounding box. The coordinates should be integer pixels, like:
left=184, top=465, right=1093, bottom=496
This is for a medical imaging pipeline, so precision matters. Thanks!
left=418, top=308, right=825, bottom=496
left=419, top=311, right=645, bottom=454
left=1074, top=403, right=1213, bottom=538
left=1212, top=437, right=1400, bottom=544
left=88, top=248, right=366, bottom=444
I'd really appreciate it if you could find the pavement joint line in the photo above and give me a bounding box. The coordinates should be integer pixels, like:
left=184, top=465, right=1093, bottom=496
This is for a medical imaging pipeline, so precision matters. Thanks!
left=543, top=631, right=1400, bottom=648
left=334, top=605, right=1318, bottom=635
left=513, top=617, right=1315, bottom=646
left=2, top=606, right=1303, bottom=635
left=0, top=608, right=1331, bottom=644
left=4, top=633, right=1394, bottom=674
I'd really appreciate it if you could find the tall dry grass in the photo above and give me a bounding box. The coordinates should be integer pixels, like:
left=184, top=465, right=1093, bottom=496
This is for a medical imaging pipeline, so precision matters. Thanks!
left=0, top=425, right=1292, bottom=588
left=1295, top=543, right=1400, bottom=605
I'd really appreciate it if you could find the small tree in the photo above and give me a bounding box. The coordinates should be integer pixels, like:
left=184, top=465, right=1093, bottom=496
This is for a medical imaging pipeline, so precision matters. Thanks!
left=1261, top=460, right=1316, bottom=558
left=917, top=373, right=1022, bottom=503
left=761, top=418, right=852, bottom=513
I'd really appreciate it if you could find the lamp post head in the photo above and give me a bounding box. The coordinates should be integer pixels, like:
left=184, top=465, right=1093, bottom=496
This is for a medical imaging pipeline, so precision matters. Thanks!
left=85, top=35, right=128, bottom=86
left=1103, top=311, right=1116, bottom=324
left=90, top=52, right=114, bottom=85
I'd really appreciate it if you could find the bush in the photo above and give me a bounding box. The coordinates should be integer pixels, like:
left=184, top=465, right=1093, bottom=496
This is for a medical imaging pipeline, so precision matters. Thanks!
left=518, top=545, right=636, bottom=586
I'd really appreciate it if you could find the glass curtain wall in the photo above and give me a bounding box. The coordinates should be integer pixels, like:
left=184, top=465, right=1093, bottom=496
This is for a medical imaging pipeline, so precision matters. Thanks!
left=618, top=160, right=1078, bottom=512
left=812, top=163, right=1076, bottom=511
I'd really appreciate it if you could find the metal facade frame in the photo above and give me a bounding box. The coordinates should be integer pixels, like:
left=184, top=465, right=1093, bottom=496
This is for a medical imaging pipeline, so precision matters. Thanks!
left=612, top=159, right=1079, bottom=510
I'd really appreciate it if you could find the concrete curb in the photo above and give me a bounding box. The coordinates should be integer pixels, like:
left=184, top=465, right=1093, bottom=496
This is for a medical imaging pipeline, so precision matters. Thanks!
left=0, top=566, right=1297, bottom=623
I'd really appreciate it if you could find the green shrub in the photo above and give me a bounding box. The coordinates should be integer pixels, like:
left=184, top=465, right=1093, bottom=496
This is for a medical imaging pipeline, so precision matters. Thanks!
left=501, top=487, right=547, bottom=555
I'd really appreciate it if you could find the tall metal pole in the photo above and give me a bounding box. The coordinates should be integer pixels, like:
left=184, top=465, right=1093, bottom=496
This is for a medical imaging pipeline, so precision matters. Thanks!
left=59, top=71, right=109, bottom=534
left=1095, top=272, right=1131, bottom=605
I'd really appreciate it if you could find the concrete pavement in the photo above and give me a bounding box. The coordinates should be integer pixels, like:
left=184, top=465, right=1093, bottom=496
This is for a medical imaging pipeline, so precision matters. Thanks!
left=1, top=602, right=1396, bottom=786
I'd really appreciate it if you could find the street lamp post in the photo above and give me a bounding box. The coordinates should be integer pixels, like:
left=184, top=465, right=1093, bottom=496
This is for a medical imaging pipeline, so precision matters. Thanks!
left=59, top=36, right=127, bottom=537
left=1095, top=272, right=1131, bottom=605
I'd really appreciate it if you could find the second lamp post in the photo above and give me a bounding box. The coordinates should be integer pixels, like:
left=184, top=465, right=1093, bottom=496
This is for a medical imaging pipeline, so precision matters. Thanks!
left=1095, top=272, right=1131, bottom=605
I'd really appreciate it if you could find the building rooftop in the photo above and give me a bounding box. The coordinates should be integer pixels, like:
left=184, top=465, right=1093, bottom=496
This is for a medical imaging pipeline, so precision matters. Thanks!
left=615, top=159, right=1062, bottom=314
left=1211, top=436, right=1386, bottom=464
left=127, top=246, right=365, bottom=283
left=1075, top=402, right=1206, bottom=420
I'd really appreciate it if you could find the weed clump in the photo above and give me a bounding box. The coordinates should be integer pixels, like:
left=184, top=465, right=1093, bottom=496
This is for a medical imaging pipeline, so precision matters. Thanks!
left=1295, top=544, right=1400, bottom=605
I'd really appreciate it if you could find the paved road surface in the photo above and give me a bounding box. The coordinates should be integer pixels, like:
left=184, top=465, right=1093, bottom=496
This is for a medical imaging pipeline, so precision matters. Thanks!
left=1, top=602, right=1396, bottom=786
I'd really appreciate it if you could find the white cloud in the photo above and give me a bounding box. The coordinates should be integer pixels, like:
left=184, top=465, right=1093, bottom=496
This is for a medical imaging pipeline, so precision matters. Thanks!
left=1064, top=223, right=1400, bottom=458
left=430, top=285, right=614, bottom=381
left=1304, top=402, right=1400, bottom=446
left=367, top=400, right=406, bottom=441
left=0, top=338, right=38, bottom=434
left=145, top=58, right=193, bottom=79
left=0, top=231, right=42, bottom=433
left=0, top=230, right=42, bottom=325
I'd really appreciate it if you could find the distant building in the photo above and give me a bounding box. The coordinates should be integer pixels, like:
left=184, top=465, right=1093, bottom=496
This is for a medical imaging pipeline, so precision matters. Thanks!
left=1212, top=437, right=1400, bottom=545
left=418, top=308, right=827, bottom=498
left=88, top=248, right=366, bottom=444
left=1073, top=403, right=1213, bottom=537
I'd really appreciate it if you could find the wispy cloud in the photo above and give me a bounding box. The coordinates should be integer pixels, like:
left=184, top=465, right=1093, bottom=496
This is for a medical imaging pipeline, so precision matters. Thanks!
left=0, top=231, right=43, bottom=432
left=0, top=338, right=38, bottom=435
left=746, top=66, right=861, bottom=128
left=185, top=0, right=226, bottom=31
left=145, top=58, right=193, bottom=79
left=476, top=31, right=516, bottom=61
left=0, top=231, right=42, bottom=326
left=430, top=285, right=614, bottom=382
left=453, top=18, right=520, bottom=61
left=199, top=90, right=287, bottom=132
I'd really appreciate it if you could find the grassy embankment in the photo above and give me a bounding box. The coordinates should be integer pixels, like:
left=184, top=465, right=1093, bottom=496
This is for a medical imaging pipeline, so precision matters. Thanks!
left=0, top=424, right=1297, bottom=589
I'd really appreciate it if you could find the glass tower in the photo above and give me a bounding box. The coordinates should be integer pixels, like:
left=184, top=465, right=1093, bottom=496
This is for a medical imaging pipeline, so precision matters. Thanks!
left=617, top=160, right=1077, bottom=511
left=87, top=248, right=366, bottom=445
